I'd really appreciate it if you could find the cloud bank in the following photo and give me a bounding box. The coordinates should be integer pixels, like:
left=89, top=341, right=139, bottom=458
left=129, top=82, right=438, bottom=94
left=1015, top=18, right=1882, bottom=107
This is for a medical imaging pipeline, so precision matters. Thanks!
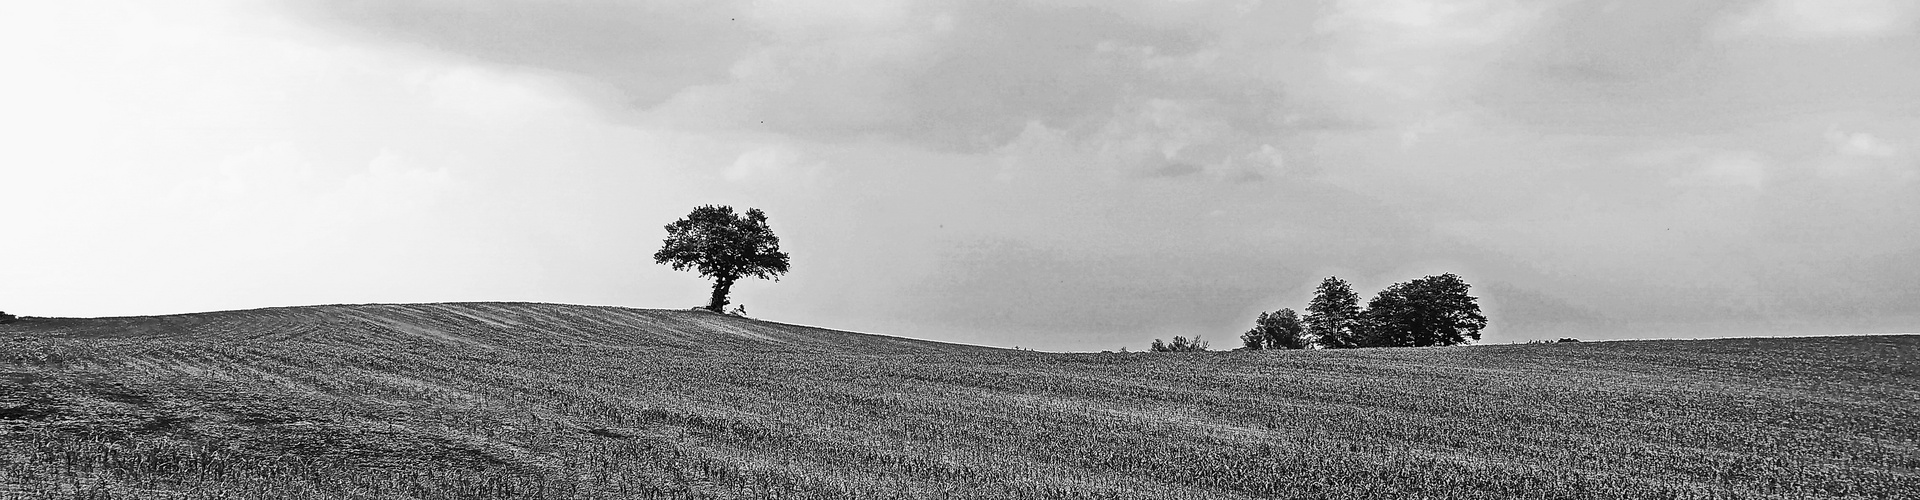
left=3, top=0, right=1916, bottom=350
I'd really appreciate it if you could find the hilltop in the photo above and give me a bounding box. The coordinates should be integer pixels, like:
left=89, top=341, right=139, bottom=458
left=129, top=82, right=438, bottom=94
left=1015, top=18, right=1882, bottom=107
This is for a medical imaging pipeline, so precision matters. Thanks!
left=1, top=303, right=1915, bottom=499
left=9, top=302, right=987, bottom=354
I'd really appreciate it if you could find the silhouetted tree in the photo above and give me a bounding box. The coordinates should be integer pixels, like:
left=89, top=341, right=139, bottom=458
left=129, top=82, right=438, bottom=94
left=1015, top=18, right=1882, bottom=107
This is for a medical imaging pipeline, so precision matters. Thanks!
left=1304, top=277, right=1365, bottom=348
left=653, top=205, right=791, bottom=313
left=0, top=311, right=14, bottom=324
left=1150, top=335, right=1209, bottom=352
left=1358, top=273, right=1487, bottom=347
left=1243, top=308, right=1308, bottom=350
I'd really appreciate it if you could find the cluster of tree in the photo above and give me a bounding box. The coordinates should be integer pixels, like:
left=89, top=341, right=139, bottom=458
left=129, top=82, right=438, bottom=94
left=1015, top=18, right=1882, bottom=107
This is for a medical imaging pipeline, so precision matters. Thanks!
left=0, top=311, right=14, bottom=324
left=1149, top=335, right=1209, bottom=352
left=1242, top=274, right=1487, bottom=350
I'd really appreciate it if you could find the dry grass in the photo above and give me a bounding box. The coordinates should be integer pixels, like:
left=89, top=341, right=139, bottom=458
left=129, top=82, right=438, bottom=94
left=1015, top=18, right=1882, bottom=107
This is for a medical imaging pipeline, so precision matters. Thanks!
left=1, top=302, right=1915, bottom=499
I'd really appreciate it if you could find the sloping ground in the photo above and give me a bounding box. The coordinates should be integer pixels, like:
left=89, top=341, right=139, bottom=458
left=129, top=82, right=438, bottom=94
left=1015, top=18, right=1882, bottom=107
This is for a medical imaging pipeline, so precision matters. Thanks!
left=15, top=302, right=985, bottom=354
left=0, top=304, right=1916, bottom=499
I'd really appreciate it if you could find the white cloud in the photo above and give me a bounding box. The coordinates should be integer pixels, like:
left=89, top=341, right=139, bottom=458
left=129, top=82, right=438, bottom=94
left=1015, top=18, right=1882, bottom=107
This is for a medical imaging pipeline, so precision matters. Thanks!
left=1317, top=0, right=1543, bottom=100
left=1827, top=129, right=1899, bottom=158
left=991, top=121, right=1077, bottom=182
left=1817, top=128, right=1916, bottom=182
left=354, top=149, right=450, bottom=193
left=408, top=66, right=593, bottom=123
left=1718, top=0, right=1920, bottom=40
left=725, top=143, right=807, bottom=181
left=1693, top=154, right=1769, bottom=190
left=1323, top=0, right=1537, bottom=45
left=1641, top=148, right=1769, bottom=191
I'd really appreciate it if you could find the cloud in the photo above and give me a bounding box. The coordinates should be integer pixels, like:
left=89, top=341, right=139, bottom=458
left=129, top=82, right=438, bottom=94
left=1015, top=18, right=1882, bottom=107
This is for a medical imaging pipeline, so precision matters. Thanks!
left=406, top=65, right=597, bottom=123
left=349, top=148, right=451, bottom=198
left=281, top=0, right=757, bottom=106
left=1717, top=0, right=1920, bottom=40
left=13, top=0, right=1920, bottom=346
left=707, top=0, right=1295, bottom=181
left=1818, top=128, right=1916, bottom=182
left=725, top=143, right=810, bottom=182
left=285, top=0, right=1301, bottom=181
left=1668, top=150, right=1769, bottom=191
left=1316, top=0, right=1544, bottom=101
left=990, top=98, right=1286, bottom=181
left=1321, top=0, right=1540, bottom=46
left=1827, top=129, right=1899, bottom=158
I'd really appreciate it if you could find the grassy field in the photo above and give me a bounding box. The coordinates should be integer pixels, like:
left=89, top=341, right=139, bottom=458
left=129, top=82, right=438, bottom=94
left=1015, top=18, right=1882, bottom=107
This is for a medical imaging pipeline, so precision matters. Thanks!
left=1, top=302, right=1915, bottom=499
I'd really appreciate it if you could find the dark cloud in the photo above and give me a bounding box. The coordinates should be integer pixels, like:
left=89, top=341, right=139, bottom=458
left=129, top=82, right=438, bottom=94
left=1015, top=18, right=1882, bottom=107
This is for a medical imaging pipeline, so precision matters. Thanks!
left=283, top=0, right=1298, bottom=177
left=882, top=1, right=1216, bottom=148
left=280, top=0, right=759, bottom=107
left=1524, top=1, right=1737, bottom=83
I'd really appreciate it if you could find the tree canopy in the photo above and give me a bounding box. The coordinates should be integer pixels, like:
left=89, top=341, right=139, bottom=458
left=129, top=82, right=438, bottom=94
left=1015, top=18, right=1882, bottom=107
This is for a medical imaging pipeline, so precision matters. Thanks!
left=1242, top=308, right=1308, bottom=350
left=1303, top=277, right=1364, bottom=349
left=653, top=205, right=791, bottom=313
left=1359, top=273, right=1488, bottom=347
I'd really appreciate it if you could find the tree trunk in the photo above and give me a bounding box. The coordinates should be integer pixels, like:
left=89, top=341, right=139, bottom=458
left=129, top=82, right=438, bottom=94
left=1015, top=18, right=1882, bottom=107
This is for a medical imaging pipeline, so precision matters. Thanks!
left=706, top=277, right=736, bottom=313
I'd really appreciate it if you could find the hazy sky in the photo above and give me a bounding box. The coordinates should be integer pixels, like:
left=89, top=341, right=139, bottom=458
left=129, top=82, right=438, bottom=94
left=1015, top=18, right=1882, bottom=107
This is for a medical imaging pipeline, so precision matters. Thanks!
left=4, top=0, right=1916, bottom=350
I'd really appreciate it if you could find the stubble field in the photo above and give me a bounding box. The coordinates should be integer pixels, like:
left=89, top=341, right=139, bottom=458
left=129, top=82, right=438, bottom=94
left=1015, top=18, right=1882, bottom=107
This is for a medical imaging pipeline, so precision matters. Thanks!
left=1, top=302, right=1915, bottom=499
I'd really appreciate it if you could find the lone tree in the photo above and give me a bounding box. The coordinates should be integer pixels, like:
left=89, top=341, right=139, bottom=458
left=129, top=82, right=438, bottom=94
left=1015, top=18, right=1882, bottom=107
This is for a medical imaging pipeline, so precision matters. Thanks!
left=1150, top=335, right=1209, bottom=352
left=1359, top=273, right=1487, bottom=347
left=1242, top=308, right=1308, bottom=350
left=653, top=205, right=791, bottom=313
left=1304, top=277, right=1365, bottom=348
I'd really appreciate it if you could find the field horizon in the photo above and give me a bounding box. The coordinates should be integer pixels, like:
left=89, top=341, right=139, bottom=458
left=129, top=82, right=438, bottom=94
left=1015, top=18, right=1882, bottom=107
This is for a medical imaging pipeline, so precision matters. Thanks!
left=2, top=302, right=1915, bottom=498
left=23, top=301, right=1910, bottom=352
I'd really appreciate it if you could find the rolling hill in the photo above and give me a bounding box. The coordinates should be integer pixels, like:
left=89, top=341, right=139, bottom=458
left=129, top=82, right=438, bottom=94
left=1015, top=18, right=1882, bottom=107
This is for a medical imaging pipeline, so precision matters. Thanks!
left=1, top=303, right=1915, bottom=499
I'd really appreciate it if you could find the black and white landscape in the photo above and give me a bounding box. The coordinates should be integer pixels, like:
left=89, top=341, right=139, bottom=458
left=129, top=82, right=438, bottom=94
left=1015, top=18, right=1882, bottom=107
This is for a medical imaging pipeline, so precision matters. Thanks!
left=2, top=1, right=1916, bottom=498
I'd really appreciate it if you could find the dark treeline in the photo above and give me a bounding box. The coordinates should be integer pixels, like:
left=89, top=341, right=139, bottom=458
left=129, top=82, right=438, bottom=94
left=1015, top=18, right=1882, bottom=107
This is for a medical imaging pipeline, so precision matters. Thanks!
left=1150, top=273, right=1487, bottom=352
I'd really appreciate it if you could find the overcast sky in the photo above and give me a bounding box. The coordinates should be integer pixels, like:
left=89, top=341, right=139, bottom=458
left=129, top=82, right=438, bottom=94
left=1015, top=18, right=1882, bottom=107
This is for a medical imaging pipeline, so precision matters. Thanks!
left=4, top=0, right=1916, bottom=350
